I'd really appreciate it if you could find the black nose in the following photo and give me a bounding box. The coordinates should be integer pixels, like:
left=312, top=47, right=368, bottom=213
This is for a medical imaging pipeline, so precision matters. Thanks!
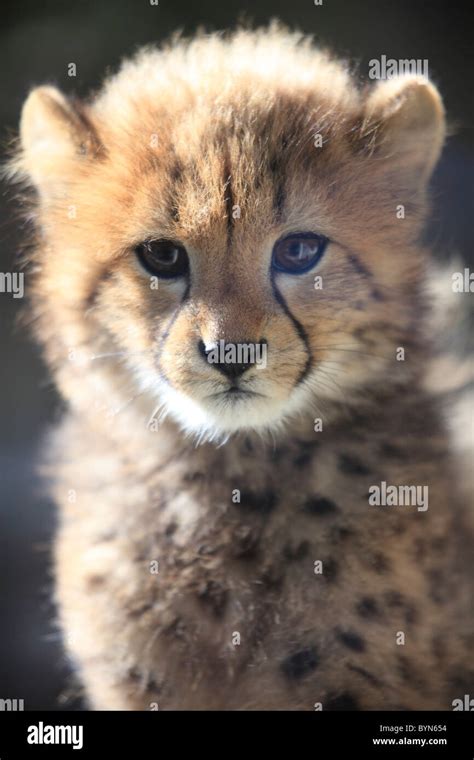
left=198, top=340, right=256, bottom=380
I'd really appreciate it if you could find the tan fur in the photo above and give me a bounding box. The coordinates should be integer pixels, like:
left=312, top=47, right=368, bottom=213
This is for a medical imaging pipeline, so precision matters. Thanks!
left=10, top=26, right=473, bottom=709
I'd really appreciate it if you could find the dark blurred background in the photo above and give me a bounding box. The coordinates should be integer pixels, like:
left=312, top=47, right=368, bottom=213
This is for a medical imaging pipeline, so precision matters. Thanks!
left=0, top=0, right=472, bottom=710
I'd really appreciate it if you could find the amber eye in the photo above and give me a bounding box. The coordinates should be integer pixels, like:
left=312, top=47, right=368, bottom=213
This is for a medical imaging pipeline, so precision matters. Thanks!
left=272, top=233, right=328, bottom=274
left=135, top=239, right=189, bottom=278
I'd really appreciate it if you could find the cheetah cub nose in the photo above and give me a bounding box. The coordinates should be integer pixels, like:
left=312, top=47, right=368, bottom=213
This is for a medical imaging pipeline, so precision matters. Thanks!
left=198, top=339, right=263, bottom=380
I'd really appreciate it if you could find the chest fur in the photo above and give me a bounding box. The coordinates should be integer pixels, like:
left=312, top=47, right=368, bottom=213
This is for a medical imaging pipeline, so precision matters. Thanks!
left=53, top=401, right=472, bottom=709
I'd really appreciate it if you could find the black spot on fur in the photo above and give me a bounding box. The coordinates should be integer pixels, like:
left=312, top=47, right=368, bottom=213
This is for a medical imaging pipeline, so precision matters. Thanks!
left=183, top=471, right=205, bottom=483
left=128, top=668, right=162, bottom=694
left=339, top=453, right=370, bottom=476
left=346, top=251, right=372, bottom=279
left=372, top=553, right=391, bottom=574
left=283, top=540, right=310, bottom=561
left=269, top=155, right=279, bottom=175
left=170, top=159, right=183, bottom=183
left=356, top=596, right=379, bottom=619
left=281, top=647, right=319, bottom=679
left=330, top=525, right=354, bottom=542
left=145, top=677, right=161, bottom=693
left=169, top=203, right=179, bottom=223
left=237, top=490, right=277, bottom=515
left=380, top=442, right=404, bottom=459
left=413, top=537, right=427, bottom=562
left=222, top=152, right=234, bottom=247
left=232, top=524, right=260, bottom=558
left=386, top=591, right=420, bottom=624
left=347, top=663, right=383, bottom=688
left=303, top=496, right=339, bottom=516
left=274, top=181, right=286, bottom=221
left=293, top=450, right=312, bottom=468
left=447, top=668, right=474, bottom=694
left=269, top=445, right=290, bottom=463
left=396, top=654, right=426, bottom=690
left=432, top=634, right=447, bottom=662
left=322, top=558, right=339, bottom=582
left=393, top=522, right=408, bottom=536
left=242, top=437, right=254, bottom=454
left=426, top=568, right=447, bottom=605
left=127, top=666, right=141, bottom=682
left=404, top=604, right=418, bottom=625
left=128, top=603, right=153, bottom=619
left=431, top=535, right=447, bottom=551
left=297, top=439, right=320, bottom=451
left=87, top=575, right=106, bottom=589
left=86, top=268, right=114, bottom=309
left=325, top=693, right=360, bottom=711
left=197, top=580, right=228, bottom=617
left=397, top=654, right=416, bottom=685
left=168, top=160, right=184, bottom=222
left=260, top=562, right=284, bottom=588
left=385, top=590, right=404, bottom=607
left=337, top=629, right=366, bottom=652
left=162, top=614, right=185, bottom=637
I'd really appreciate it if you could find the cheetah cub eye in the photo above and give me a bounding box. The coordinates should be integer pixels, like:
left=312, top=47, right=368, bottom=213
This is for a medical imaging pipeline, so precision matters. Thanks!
left=135, top=239, right=189, bottom=278
left=272, top=232, right=328, bottom=274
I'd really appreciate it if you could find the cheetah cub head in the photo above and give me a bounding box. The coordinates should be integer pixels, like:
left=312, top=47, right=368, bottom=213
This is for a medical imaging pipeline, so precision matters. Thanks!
left=13, top=29, right=445, bottom=442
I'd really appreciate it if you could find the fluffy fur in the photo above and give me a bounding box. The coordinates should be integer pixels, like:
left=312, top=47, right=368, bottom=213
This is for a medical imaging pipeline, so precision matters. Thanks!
left=10, top=26, right=473, bottom=709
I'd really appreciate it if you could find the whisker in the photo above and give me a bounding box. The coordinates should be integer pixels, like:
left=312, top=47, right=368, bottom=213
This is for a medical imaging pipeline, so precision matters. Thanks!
left=108, top=390, right=146, bottom=418
left=90, top=349, right=152, bottom=361
left=312, top=345, right=389, bottom=361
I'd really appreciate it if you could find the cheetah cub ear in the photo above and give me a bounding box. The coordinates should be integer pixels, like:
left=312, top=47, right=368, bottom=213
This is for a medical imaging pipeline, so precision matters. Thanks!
left=18, top=86, right=100, bottom=198
left=366, top=76, right=445, bottom=186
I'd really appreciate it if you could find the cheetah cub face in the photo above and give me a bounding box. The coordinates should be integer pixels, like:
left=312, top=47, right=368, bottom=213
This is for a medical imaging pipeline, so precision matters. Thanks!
left=15, top=31, right=444, bottom=441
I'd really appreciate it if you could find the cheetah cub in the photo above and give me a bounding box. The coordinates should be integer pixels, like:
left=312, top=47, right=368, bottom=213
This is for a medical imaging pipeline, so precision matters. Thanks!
left=12, top=28, right=473, bottom=710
